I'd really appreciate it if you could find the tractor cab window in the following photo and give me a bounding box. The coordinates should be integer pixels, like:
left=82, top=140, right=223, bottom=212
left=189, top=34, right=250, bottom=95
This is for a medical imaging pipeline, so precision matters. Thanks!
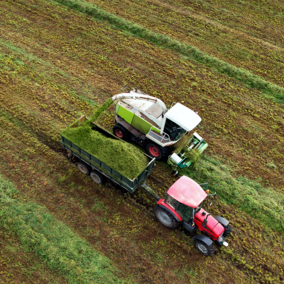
left=164, top=194, right=179, bottom=210
left=164, top=119, right=186, bottom=141
left=177, top=203, right=194, bottom=222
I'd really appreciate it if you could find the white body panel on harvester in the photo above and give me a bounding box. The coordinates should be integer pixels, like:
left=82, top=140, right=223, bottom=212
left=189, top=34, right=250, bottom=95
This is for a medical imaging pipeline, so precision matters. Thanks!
left=162, top=103, right=201, bottom=133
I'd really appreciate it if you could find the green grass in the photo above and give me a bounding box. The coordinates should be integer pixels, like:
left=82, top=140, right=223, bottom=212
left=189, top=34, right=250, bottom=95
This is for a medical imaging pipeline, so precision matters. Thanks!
left=0, top=174, right=127, bottom=284
left=183, top=154, right=284, bottom=234
left=53, top=0, right=284, bottom=103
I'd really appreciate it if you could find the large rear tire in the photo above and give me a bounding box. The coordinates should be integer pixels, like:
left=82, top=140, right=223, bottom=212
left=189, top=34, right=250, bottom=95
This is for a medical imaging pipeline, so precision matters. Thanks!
left=90, top=171, right=104, bottom=184
left=113, top=124, right=128, bottom=140
left=154, top=206, right=180, bottom=229
left=194, top=240, right=215, bottom=256
left=77, top=162, right=91, bottom=175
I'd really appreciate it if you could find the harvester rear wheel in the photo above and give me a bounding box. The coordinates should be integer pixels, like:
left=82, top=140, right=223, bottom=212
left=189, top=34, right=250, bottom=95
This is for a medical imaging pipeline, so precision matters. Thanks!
left=113, top=124, right=128, bottom=140
left=154, top=206, right=180, bottom=229
left=194, top=240, right=215, bottom=256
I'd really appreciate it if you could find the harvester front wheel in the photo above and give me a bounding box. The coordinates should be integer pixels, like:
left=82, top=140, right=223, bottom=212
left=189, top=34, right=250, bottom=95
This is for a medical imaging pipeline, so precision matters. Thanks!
left=113, top=124, right=128, bottom=140
left=154, top=206, right=180, bottom=229
left=194, top=240, right=215, bottom=256
left=146, top=143, right=163, bottom=160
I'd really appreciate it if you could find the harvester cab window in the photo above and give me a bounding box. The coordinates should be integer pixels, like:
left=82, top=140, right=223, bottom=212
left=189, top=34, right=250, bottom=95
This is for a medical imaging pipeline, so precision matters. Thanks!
left=164, top=194, right=179, bottom=210
left=164, top=119, right=186, bottom=141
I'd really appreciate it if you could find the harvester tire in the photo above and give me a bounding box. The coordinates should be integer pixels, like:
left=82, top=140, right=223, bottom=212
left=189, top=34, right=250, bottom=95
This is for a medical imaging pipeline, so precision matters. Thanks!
left=194, top=240, right=215, bottom=256
left=154, top=206, right=180, bottom=229
left=77, top=162, right=91, bottom=175
left=113, top=124, right=128, bottom=140
left=222, top=224, right=231, bottom=238
left=90, top=171, right=104, bottom=184
left=146, top=143, right=163, bottom=160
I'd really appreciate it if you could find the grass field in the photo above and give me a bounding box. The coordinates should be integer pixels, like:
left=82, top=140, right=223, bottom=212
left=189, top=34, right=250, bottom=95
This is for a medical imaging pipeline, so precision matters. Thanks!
left=0, top=0, right=283, bottom=283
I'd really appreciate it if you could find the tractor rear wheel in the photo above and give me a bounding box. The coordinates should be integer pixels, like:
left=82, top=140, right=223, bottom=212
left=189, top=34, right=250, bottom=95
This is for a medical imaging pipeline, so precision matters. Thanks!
left=222, top=224, right=231, bottom=237
left=77, top=162, right=91, bottom=175
left=90, top=171, right=104, bottom=184
left=194, top=240, right=215, bottom=256
left=154, top=206, right=180, bottom=229
left=146, top=143, right=163, bottom=160
left=113, top=124, right=128, bottom=140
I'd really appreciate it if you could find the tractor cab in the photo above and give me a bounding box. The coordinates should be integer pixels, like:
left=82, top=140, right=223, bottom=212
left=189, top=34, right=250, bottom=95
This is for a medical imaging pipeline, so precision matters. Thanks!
left=154, top=176, right=231, bottom=256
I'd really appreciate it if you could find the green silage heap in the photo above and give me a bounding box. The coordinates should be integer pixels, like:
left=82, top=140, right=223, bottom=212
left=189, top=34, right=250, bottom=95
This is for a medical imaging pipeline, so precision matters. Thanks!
left=61, top=120, right=149, bottom=180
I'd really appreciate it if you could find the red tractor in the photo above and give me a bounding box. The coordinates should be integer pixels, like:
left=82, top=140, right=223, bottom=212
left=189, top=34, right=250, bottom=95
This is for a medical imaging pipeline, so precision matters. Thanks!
left=153, top=176, right=231, bottom=256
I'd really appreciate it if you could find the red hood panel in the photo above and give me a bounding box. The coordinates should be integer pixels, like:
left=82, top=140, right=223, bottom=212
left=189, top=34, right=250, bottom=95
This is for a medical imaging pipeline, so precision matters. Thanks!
left=194, top=209, right=225, bottom=238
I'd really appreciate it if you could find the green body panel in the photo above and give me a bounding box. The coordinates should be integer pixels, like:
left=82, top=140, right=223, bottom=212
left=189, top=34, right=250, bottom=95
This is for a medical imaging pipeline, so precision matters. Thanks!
left=117, top=105, right=134, bottom=124
left=118, top=104, right=160, bottom=134
left=131, top=114, right=152, bottom=134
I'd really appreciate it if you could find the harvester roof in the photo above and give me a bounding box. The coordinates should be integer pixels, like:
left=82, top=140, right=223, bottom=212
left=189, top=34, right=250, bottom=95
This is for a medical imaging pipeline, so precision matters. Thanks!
left=165, top=103, right=201, bottom=131
left=167, top=176, right=207, bottom=208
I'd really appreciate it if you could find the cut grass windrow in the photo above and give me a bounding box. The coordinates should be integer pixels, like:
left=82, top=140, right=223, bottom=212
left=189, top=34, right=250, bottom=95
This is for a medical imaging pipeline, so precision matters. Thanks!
left=53, top=0, right=284, bottom=103
left=0, top=174, right=126, bottom=284
left=184, top=155, right=284, bottom=234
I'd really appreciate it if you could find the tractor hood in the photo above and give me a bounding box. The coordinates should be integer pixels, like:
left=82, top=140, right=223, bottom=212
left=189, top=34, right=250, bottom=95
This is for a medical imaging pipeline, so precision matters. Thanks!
left=165, top=103, right=201, bottom=131
left=194, top=208, right=225, bottom=238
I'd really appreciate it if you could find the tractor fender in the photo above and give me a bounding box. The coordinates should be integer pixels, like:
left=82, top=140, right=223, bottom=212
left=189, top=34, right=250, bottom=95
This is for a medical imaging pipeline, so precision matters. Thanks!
left=192, top=235, right=213, bottom=246
left=156, top=204, right=182, bottom=222
left=214, top=216, right=229, bottom=227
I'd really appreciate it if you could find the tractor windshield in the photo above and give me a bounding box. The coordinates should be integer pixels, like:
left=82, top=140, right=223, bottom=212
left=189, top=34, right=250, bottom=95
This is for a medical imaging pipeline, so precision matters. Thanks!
left=165, top=194, right=194, bottom=222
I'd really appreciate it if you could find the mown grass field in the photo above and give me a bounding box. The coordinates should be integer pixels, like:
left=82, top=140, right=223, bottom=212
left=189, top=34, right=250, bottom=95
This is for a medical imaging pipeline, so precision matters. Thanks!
left=0, top=0, right=283, bottom=283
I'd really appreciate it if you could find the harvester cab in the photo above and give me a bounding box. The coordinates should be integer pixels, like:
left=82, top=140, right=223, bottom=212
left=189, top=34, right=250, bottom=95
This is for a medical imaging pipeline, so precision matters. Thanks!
left=112, top=89, right=202, bottom=160
left=153, top=176, right=231, bottom=256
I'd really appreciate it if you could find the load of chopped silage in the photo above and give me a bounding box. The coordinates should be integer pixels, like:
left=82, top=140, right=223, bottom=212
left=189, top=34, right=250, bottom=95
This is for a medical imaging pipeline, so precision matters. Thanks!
left=61, top=120, right=149, bottom=180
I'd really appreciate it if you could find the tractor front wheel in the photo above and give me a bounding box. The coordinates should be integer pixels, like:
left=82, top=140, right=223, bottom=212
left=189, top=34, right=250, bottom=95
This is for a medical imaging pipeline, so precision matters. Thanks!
left=113, top=124, right=128, bottom=140
left=154, top=206, right=180, bottom=229
left=194, top=240, right=215, bottom=256
left=222, top=224, right=231, bottom=238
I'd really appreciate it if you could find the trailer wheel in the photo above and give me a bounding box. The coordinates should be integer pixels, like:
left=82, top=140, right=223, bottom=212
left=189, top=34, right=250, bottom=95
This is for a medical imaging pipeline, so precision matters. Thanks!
left=113, top=124, right=128, bottom=140
left=154, top=206, right=180, bottom=229
left=222, top=224, right=231, bottom=238
left=77, top=162, right=91, bottom=175
left=146, top=143, right=163, bottom=160
left=194, top=240, right=215, bottom=256
left=90, top=171, right=104, bottom=184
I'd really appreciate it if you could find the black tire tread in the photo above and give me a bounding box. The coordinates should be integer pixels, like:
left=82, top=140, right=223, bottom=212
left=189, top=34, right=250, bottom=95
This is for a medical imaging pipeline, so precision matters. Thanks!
left=194, top=240, right=215, bottom=256
left=153, top=205, right=180, bottom=229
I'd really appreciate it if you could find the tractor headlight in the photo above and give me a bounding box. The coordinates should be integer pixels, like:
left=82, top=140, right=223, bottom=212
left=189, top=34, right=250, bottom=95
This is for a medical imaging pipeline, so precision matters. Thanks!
left=216, top=236, right=228, bottom=247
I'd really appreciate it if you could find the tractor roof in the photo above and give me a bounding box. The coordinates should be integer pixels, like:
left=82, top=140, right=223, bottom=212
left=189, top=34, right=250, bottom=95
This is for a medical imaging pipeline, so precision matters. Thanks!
left=165, top=103, right=201, bottom=131
left=167, top=176, right=207, bottom=208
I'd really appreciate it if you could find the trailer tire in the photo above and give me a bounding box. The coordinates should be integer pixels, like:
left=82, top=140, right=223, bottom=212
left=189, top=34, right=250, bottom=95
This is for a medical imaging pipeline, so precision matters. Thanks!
left=154, top=206, right=180, bottom=229
left=90, top=171, right=104, bottom=184
left=194, top=240, right=215, bottom=256
left=113, top=124, right=128, bottom=140
left=77, top=162, right=91, bottom=175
